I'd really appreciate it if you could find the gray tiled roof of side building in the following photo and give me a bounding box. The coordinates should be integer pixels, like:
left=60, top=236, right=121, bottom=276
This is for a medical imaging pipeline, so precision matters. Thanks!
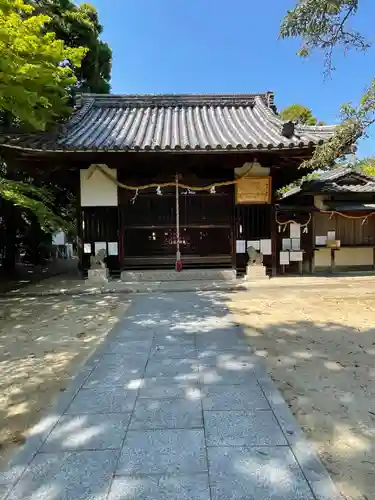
left=279, top=166, right=375, bottom=199
left=1, top=92, right=337, bottom=153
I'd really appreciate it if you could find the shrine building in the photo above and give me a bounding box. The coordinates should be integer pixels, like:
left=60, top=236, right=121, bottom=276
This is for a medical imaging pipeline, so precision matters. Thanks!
left=1, top=92, right=337, bottom=277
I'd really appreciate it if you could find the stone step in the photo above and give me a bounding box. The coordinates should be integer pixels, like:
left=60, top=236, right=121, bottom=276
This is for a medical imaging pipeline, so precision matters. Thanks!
left=117, top=279, right=245, bottom=293
left=79, top=279, right=247, bottom=294
left=120, top=269, right=236, bottom=282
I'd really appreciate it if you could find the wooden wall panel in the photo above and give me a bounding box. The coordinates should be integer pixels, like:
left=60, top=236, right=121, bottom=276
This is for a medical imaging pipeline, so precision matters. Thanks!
left=315, top=212, right=375, bottom=245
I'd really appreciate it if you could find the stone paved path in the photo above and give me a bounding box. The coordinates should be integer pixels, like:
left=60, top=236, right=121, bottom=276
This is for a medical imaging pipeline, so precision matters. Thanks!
left=0, top=291, right=340, bottom=500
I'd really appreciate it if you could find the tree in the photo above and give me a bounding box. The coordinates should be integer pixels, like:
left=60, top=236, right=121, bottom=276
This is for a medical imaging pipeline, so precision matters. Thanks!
left=280, top=0, right=375, bottom=170
left=0, top=0, right=112, bottom=224
left=0, top=0, right=87, bottom=235
left=31, top=1, right=112, bottom=98
left=0, top=0, right=86, bottom=130
left=0, top=1, right=111, bottom=272
left=279, top=104, right=324, bottom=125
left=355, top=157, right=375, bottom=177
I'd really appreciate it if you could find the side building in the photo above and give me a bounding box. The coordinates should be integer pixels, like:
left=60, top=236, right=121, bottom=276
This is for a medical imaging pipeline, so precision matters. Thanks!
left=0, top=92, right=336, bottom=277
left=277, top=166, right=375, bottom=273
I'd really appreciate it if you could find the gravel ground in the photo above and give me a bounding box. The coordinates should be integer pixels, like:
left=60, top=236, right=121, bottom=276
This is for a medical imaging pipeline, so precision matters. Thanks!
left=226, top=277, right=375, bottom=500
left=0, top=291, right=129, bottom=469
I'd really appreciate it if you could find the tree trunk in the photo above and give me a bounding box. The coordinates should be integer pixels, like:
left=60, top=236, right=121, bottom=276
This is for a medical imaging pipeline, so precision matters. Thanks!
left=2, top=203, right=19, bottom=276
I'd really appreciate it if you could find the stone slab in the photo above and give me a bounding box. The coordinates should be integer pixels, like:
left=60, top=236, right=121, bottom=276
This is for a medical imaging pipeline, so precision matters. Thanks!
left=66, top=387, right=138, bottom=414
left=83, top=354, right=146, bottom=387
left=116, top=429, right=207, bottom=475
left=208, top=446, right=315, bottom=500
left=0, top=349, right=103, bottom=494
left=120, top=269, right=236, bottom=282
left=198, top=366, right=261, bottom=386
left=102, top=339, right=152, bottom=355
left=138, top=378, right=201, bottom=399
left=145, top=357, right=200, bottom=378
left=0, top=484, right=10, bottom=500
left=199, top=354, right=260, bottom=372
left=5, top=450, right=119, bottom=500
left=110, top=329, right=155, bottom=342
left=149, top=344, right=198, bottom=360
left=152, top=333, right=196, bottom=346
left=257, top=374, right=343, bottom=500
left=129, top=398, right=203, bottom=430
left=40, top=413, right=131, bottom=451
left=108, top=474, right=211, bottom=500
left=201, top=385, right=270, bottom=411
left=204, top=410, right=287, bottom=447
left=197, top=346, right=254, bottom=363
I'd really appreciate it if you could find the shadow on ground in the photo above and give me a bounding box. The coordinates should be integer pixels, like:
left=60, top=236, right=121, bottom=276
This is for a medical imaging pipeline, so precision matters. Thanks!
left=220, top=288, right=375, bottom=500
left=0, top=292, right=129, bottom=468
left=0, top=290, right=350, bottom=499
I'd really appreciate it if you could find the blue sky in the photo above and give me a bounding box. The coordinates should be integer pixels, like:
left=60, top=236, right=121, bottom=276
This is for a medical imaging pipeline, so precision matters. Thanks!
left=91, top=0, right=375, bottom=157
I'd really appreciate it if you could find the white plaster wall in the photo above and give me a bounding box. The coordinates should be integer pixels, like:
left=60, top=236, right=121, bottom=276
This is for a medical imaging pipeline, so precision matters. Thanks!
left=335, top=248, right=373, bottom=267
left=80, top=168, right=118, bottom=207
left=314, top=247, right=374, bottom=267
left=314, top=248, right=331, bottom=268
left=234, top=161, right=270, bottom=178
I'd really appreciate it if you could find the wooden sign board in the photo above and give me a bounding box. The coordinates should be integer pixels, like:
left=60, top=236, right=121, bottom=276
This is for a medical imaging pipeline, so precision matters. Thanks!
left=235, top=176, right=271, bottom=204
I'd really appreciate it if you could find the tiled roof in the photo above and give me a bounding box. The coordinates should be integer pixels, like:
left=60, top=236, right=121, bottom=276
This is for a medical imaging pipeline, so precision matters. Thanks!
left=325, top=202, right=375, bottom=211
left=1, top=93, right=336, bottom=153
left=280, top=167, right=375, bottom=199
left=320, top=182, right=375, bottom=193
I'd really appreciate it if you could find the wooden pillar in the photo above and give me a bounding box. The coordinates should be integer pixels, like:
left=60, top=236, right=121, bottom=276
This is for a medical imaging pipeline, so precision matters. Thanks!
left=231, top=186, right=237, bottom=272
left=1, top=158, right=19, bottom=276
left=330, top=247, right=339, bottom=273
left=76, top=168, right=84, bottom=278
left=270, top=204, right=277, bottom=277
left=309, top=211, right=314, bottom=274
left=117, top=175, right=124, bottom=271
left=118, top=205, right=124, bottom=271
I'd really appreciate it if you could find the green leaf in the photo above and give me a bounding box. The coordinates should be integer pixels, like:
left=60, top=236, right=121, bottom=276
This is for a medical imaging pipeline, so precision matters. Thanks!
left=0, top=0, right=87, bottom=130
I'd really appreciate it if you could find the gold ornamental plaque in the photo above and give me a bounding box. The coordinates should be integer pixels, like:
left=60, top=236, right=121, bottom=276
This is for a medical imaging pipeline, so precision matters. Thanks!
left=235, top=176, right=271, bottom=204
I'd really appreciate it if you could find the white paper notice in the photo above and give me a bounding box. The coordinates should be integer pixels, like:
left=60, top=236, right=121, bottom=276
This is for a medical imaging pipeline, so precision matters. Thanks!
left=260, top=239, right=272, bottom=255
left=247, top=240, right=260, bottom=251
left=327, top=231, right=336, bottom=240
left=94, top=241, right=107, bottom=254
left=315, top=235, right=327, bottom=246
left=108, top=242, right=118, bottom=256
left=53, top=231, right=65, bottom=246
left=290, top=223, right=301, bottom=239
left=280, top=251, right=290, bottom=265
left=282, top=238, right=292, bottom=250
left=291, top=238, right=300, bottom=250
left=84, top=243, right=92, bottom=254
left=236, top=240, right=246, bottom=254
left=66, top=244, right=73, bottom=258
left=290, top=251, right=303, bottom=262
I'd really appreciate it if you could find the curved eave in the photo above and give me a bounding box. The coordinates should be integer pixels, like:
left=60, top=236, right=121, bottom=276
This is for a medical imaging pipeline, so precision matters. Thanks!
left=0, top=141, right=322, bottom=154
left=0, top=92, right=336, bottom=154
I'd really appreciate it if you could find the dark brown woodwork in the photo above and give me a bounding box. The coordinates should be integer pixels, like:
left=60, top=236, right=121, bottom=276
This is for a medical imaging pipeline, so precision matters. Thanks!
left=80, top=207, right=119, bottom=272
left=314, top=211, right=375, bottom=246
left=235, top=204, right=272, bottom=274
left=2, top=148, right=319, bottom=274
left=274, top=209, right=313, bottom=275
left=118, top=169, right=233, bottom=269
